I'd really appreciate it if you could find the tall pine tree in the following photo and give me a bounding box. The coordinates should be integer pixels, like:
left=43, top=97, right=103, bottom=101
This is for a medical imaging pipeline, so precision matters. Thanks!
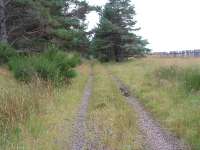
left=92, top=0, right=150, bottom=61
left=0, top=0, right=8, bottom=43
left=0, top=0, right=91, bottom=53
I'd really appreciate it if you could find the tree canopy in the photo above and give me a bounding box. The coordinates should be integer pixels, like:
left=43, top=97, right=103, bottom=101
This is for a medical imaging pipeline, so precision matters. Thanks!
left=91, top=0, right=150, bottom=61
left=0, top=0, right=149, bottom=61
left=0, top=0, right=91, bottom=53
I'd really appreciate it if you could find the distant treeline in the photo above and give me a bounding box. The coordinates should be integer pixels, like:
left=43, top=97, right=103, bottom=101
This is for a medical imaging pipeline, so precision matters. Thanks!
left=152, top=50, right=200, bottom=57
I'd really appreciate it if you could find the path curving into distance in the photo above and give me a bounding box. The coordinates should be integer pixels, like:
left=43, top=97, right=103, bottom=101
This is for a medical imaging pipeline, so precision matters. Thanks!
left=113, top=76, right=190, bottom=150
left=71, top=71, right=93, bottom=150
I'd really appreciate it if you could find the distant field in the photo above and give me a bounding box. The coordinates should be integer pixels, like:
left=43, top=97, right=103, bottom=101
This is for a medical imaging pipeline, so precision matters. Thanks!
left=107, top=57, right=200, bottom=149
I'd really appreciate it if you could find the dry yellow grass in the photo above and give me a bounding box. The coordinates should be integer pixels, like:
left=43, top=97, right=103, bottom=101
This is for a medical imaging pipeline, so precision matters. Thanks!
left=0, top=63, right=91, bottom=149
left=0, top=67, right=11, bottom=77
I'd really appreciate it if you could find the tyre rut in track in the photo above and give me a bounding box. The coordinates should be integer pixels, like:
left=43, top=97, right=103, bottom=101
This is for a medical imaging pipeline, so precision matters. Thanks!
left=71, top=71, right=93, bottom=150
left=112, top=76, right=190, bottom=150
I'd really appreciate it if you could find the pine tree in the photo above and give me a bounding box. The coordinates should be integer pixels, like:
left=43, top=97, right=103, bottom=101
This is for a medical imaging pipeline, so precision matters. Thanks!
left=92, top=0, right=150, bottom=61
left=1, top=0, right=91, bottom=52
left=0, top=0, right=8, bottom=43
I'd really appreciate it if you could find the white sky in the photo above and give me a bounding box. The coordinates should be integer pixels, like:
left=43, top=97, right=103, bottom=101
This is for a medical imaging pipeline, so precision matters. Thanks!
left=86, top=0, right=200, bottom=52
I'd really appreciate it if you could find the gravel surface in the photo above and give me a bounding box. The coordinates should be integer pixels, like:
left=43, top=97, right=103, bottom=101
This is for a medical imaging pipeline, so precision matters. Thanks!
left=71, top=73, right=93, bottom=150
left=113, top=77, right=190, bottom=150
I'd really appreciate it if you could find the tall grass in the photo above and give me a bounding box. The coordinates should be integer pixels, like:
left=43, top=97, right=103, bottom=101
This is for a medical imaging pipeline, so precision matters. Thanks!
left=0, top=77, right=53, bottom=148
left=155, top=65, right=180, bottom=81
left=156, top=65, right=200, bottom=92
left=182, top=67, right=200, bottom=91
left=0, top=63, right=91, bottom=149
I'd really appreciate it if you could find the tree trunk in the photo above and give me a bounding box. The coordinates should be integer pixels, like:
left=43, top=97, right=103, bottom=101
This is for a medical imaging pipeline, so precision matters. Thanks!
left=0, top=0, right=8, bottom=43
left=115, top=48, right=124, bottom=62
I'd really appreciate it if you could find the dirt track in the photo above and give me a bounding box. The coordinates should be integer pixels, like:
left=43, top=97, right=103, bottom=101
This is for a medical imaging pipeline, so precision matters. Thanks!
left=71, top=72, right=93, bottom=150
left=113, top=77, right=189, bottom=150
left=70, top=68, right=189, bottom=150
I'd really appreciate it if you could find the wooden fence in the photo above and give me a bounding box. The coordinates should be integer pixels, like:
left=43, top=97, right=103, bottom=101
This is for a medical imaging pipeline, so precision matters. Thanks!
left=152, top=50, right=200, bottom=57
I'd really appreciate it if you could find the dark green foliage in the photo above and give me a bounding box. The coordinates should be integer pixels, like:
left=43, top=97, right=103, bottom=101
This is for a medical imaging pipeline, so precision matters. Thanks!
left=0, top=0, right=90, bottom=85
left=65, top=69, right=77, bottom=78
left=8, top=57, right=35, bottom=82
left=67, top=54, right=81, bottom=68
left=0, top=43, right=17, bottom=64
left=8, top=46, right=80, bottom=83
left=32, top=56, right=59, bottom=81
left=3, top=0, right=90, bottom=52
left=92, top=0, right=150, bottom=61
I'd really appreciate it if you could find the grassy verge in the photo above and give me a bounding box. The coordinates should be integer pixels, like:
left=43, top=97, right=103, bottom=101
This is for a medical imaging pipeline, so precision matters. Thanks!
left=0, top=63, right=90, bottom=150
left=86, top=63, right=143, bottom=150
left=107, top=58, right=200, bottom=149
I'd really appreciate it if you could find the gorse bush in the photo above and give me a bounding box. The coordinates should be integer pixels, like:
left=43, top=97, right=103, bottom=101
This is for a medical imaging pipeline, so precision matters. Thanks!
left=0, top=43, right=17, bottom=64
left=8, top=46, right=80, bottom=84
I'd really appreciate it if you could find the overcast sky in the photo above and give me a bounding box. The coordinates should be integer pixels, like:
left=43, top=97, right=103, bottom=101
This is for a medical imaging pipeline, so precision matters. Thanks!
left=86, top=0, right=200, bottom=52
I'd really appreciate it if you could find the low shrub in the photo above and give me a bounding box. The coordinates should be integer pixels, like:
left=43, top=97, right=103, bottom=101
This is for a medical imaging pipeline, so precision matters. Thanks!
left=37, top=49, right=80, bottom=83
left=8, top=46, right=80, bottom=83
left=32, top=56, right=59, bottom=81
left=67, top=53, right=81, bottom=67
left=8, top=57, right=35, bottom=82
left=0, top=43, right=17, bottom=64
left=9, top=57, right=38, bottom=82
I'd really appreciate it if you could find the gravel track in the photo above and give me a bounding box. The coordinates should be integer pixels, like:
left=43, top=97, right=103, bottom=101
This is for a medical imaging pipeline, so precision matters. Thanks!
left=71, top=73, right=93, bottom=150
left=113, top=77, right=190, bottom=150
